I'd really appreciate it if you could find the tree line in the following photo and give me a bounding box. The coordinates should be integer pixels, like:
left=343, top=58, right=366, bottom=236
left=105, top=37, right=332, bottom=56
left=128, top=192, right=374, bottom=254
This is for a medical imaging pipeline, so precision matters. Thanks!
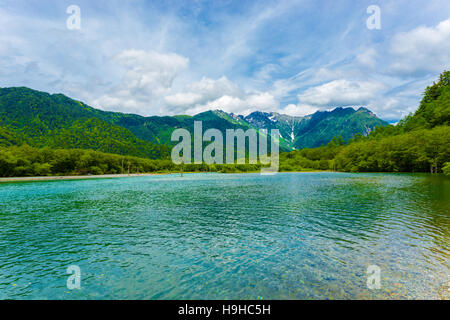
left=0, top=145, right=265, bottom=177
left=0, top=71, right=449, bottom=177
left=279, top=71, right=450, bottom=175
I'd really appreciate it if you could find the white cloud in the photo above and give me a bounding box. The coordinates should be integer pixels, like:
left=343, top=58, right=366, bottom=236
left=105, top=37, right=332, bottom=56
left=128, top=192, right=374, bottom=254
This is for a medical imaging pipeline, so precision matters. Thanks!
left=267, top=66, right=356, bottom=104
left=185, top=91, right=279, bottom=116
left=185, top=76, right=242, bottom=101
left=186, top=95, right=246, bottom=115
left=164, top=76, right=278, bottom=115
left=93, top=50, right=189, bottom=114
left=297, top=79, right=385, bottom=107
left=116, top=50, right=188, bottom=89
left=281, top=103, right=319, bottom=117
left=367, top=95, right=418, bottom=121
left=389, top=18, right=450, bottom=76
left=246, top=92, right=279, bottom=109
left=2, top=2, right=448, bottom=121
left=164, top=92, right=202, bottom=107
left=356, top=48, right=378, bottom=68
left=164, top=76, right=243, bottom=114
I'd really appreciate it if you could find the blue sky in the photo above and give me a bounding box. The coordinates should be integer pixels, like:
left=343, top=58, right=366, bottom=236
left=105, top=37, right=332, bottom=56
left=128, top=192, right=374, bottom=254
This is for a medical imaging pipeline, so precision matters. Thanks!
left=0, top=0, right=449, bottom=121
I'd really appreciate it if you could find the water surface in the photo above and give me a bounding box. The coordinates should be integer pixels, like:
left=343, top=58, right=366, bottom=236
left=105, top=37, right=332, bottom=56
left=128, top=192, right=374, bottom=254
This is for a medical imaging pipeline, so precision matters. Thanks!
left=0, top=172, right=449, bottom=299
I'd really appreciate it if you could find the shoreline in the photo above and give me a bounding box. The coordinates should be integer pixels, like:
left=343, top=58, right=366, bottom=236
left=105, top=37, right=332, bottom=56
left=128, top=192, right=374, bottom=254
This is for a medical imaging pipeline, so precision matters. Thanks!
left=0, top=173, right=172, bottom=183
left=0, top=171, right=323, bottom=183
left=0, top=171, right=440, bottom=183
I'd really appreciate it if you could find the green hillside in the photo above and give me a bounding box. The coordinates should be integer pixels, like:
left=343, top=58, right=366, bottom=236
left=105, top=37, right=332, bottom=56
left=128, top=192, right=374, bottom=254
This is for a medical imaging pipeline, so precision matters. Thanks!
left=0, top=126, right=24, bottom=146
left=0, top=85, right=390, bottom=164
left=1, top=71, right=447, bottom=177
left=280, top=71, right=450, bottom=174
left=0, top=87, right=169, bottom=159
left=293, top=107, right=388, bottom=149
left=243, top=108, right=388, bottom=149
left=0, top=87, right=262, bottom=151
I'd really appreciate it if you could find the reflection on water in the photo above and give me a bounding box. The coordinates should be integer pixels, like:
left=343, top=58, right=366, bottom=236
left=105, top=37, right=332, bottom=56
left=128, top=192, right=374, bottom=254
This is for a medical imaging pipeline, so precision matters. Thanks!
left=0, top=172, right=448, bottom=299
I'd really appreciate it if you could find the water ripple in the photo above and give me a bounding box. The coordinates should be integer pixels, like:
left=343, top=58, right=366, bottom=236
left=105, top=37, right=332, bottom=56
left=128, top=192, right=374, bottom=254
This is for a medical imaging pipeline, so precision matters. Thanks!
left=0, top=172, right=448, bottom=299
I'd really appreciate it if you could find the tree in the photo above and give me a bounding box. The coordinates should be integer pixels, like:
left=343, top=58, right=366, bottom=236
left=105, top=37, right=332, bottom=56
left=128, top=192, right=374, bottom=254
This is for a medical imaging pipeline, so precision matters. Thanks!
left=443, top=162, right=450, bottom=176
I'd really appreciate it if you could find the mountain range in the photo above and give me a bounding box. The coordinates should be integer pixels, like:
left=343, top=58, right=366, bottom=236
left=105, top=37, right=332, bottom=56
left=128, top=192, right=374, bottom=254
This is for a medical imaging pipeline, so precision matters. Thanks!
left=0, top=87, right=388, bottom=158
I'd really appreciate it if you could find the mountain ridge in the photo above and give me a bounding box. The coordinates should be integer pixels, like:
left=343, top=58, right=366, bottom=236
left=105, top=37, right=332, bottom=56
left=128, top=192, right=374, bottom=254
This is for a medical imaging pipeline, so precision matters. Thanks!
left=242, top=107, right=388, bottom=149
left=0, top=86, right=388, bottom=157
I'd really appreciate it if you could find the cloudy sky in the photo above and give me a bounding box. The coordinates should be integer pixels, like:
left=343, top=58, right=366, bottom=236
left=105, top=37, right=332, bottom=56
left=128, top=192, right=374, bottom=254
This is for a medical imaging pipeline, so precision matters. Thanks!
left=1, top=0, right=449, bottom=121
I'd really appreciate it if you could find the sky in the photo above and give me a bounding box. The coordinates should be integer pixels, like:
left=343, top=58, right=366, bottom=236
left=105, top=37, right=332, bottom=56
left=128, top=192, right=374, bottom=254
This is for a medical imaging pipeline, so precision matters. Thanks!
left=0, top=0, right=449, bottom=121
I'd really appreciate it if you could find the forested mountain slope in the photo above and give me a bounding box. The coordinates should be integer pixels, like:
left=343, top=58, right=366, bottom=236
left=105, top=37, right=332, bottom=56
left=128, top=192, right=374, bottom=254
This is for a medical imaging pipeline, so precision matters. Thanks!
left=280, top=71, right=450, bottom=173
left=0, top=86, right=388, bottom=157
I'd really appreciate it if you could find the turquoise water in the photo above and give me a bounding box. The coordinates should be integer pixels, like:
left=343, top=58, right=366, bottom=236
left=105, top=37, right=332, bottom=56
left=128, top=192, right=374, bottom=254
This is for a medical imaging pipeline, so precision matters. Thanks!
left=0, top=172, right=449, bottom=300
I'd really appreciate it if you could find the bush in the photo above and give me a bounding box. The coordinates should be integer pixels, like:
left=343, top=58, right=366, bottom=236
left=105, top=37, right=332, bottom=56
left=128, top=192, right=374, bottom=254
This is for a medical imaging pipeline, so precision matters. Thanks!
left=89, top=166, right=103, bottom=175
left=33, top=162, right=52, bottom=176
left=443, top=162, right=450, bottom=176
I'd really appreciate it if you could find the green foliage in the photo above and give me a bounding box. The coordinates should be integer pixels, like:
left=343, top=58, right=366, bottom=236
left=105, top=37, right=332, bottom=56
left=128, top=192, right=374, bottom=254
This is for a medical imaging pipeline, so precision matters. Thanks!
left=415, top=70, right=450, bottom=128
left=0, top=87, right=169, bottom=159
left=0, top=145, right=172, bottom=177
left=292, top=107, right=388, bottom=149
left=0, top=144, right=264, bottom=177
left=279, top=71, right=450, bottom=174
left=333, top=126, right=450, bottom=172
left=278, top=138, right=344, bottom=172
left=0, top=126, right=25, bottom=146
left=443, top=162, right=450, bottom=176
left=1, top=71, right=448, bottom=176
left=0, top=86, right=389, bottom=158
